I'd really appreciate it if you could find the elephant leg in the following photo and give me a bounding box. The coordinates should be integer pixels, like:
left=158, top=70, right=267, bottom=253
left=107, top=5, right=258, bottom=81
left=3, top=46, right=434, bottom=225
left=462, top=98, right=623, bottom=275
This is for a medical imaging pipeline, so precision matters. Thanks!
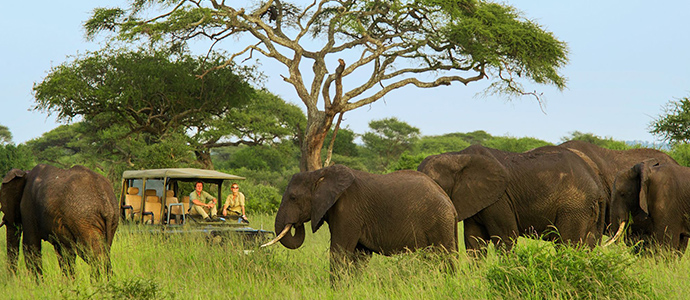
left=54, top=243, right=77, bottom=278
left=22, top=230, right=43, bottom=279
left=353, top=244, right=373, bottom=270
left=652, top=223, right=681, bottom=252
left=477, top=202, right=519, bottom=251
left=5, top=225, right=21, bottom=274
left=555, top=209, right=599, bottom=248
left=463, top=218, right=490, bottom=257
left=77, top=230, right=113, bottom=280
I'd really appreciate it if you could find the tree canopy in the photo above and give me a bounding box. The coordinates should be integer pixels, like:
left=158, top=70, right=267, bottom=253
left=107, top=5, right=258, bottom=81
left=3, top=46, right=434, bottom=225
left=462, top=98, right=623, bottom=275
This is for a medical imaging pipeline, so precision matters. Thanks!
left=33, top=48, right=305, bottom=169
left=0, top=125, right=12, bottom=145
left=362, top=117, right=420, bottom=171
left=650, top=96, right=690, bottom=144
left=85, top=0, right=569, bottom=171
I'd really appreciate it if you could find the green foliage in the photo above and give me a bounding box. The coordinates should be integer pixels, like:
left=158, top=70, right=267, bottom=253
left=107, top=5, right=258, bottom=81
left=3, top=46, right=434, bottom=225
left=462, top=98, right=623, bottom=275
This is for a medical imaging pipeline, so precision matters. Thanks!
left=668, top=143, right=690, bottom=167
left=216, top=143, right=299, bottom=172
left=218, top=167, right=300, bottom=214
left=438, top=0, right=568, bottom=94
left=414, top=134, right=472, bottom=155
left=0, top=144, right=34, bottom=175
left=650, top=96, right=690, bottom=144
left=483, top=136, right=552, bottom=153
left=0, top=124, right=12, bottom=145
left=85, top=0, right=569, bottom=170
left=389, top=153, right=429, bottom=171
left=561, top=131, right=631, bottom=150
left=484, top=241, right=655, bottom=299
left=323, top=127, right=359, bottom=157
left=103, top=277, right=171, bottom=300
left=362, top=117, right=420, bottom=172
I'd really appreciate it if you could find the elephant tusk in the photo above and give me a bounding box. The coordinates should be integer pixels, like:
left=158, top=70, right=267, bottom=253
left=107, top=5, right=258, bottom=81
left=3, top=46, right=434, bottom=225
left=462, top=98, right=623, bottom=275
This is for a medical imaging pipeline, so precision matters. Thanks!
left=0, top=220, right=4, bottom=228
left=260, top=224, right=293, bottom=248
left=602, top=221, right=626, bottom=247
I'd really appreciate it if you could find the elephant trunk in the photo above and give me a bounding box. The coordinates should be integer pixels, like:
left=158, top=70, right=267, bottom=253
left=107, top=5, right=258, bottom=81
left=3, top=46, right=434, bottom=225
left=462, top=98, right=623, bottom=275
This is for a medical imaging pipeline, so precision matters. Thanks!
left=274, top=222, right=305, bottom=249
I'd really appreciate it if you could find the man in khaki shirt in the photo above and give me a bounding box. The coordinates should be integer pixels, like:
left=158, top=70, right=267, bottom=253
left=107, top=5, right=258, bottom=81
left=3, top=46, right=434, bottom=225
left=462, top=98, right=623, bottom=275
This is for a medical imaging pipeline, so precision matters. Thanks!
left=189, top=181, right=217, bottom=221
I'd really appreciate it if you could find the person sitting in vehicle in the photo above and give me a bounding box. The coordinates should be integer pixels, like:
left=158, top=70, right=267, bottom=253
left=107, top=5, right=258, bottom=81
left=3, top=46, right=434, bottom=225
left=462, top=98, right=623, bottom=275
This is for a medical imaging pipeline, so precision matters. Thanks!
left=222, top=183, right=248, bottom=223
left=189, top=181, right=218, bottom=221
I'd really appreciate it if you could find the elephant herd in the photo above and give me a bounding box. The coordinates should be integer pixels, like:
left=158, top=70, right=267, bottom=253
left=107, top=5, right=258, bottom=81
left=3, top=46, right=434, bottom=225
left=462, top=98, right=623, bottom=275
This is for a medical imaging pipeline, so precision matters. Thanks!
left=1, top=140, right=688, bottom=280
left=263, top=140, right=689, bottom=276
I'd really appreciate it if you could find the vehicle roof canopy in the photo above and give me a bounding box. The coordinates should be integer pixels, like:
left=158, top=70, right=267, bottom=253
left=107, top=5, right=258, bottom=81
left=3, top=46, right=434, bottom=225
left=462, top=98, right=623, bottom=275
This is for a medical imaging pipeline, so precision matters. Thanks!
left=122, top=168, right=245, bottom=181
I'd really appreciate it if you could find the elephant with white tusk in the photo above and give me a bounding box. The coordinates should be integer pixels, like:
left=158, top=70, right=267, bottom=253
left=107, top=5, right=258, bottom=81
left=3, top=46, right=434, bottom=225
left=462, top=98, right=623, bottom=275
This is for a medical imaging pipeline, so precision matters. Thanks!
left=610, top=161, right=690, bottom=254
left=262, top=164, right=458, bottom=279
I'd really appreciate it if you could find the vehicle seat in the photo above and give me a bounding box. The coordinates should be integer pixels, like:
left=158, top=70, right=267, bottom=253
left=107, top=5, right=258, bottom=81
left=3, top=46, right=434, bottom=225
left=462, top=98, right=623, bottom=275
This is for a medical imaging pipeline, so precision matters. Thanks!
left=122, top=187, right=142, bottom=221
left=143, top=189, right=162, bottom=224
left=165, top=190, right=185, bottom=224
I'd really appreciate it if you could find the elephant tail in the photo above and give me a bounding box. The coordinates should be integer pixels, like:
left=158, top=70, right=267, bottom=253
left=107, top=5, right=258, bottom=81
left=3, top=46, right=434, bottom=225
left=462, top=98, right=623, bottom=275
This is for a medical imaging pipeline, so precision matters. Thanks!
left=103, top=212, right=118, bottom=248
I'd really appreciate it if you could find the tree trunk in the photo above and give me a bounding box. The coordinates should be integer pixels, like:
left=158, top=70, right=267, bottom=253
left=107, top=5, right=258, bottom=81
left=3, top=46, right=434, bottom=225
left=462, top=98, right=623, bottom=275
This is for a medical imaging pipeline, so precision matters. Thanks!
left=300, top=111, right=334, bottom=172
left=194, top=150, right=214, bottom=170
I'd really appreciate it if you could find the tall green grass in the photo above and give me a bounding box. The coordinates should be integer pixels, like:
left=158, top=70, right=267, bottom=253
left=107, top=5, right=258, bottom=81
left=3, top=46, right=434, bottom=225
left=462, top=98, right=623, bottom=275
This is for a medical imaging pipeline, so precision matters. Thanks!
left=0, top=215, right=688, bottom=299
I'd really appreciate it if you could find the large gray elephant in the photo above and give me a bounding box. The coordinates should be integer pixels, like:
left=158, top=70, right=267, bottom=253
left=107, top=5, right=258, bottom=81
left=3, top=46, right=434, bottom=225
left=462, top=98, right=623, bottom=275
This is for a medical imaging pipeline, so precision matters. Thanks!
left=418, top=145, right=607, bottom=252
left=0, top=164, right=119, bottom=279
left=262, top=164, right=457, bottom=276
left=559, top=140, right=678, bottom=231
left=610, top=161, right=690, bottom=254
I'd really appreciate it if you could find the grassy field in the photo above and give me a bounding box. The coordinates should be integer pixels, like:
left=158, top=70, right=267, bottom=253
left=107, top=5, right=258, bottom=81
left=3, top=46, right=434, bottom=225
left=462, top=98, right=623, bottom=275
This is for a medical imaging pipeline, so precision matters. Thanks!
left=0, top=213, right=689, bottom=299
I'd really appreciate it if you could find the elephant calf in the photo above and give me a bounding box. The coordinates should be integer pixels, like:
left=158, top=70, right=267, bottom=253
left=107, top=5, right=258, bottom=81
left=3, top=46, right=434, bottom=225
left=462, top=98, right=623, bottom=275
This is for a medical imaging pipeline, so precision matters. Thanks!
left=0, top=164, right=119, bottom=279
left=611, top=161, right=690, bottom=254
left=262, top=164, right=458, bottom=277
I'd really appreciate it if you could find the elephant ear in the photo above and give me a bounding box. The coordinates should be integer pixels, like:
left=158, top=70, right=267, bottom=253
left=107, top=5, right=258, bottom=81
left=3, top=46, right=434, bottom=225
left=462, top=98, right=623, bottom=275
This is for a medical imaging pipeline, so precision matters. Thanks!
left=2, top=169, right=26, bottom=184
left=310, top=165, right=355, bottom=233
left=448, top=154, right=509, bottom=221
left=636, top=160, right=658, bottom=215
left=0, top=169, right=27, bottom=223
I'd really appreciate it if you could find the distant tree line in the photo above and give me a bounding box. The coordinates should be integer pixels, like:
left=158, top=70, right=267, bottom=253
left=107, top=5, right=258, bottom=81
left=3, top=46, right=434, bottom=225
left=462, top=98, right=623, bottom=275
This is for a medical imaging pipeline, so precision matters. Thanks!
left=1, top=117, right=675, bottom=214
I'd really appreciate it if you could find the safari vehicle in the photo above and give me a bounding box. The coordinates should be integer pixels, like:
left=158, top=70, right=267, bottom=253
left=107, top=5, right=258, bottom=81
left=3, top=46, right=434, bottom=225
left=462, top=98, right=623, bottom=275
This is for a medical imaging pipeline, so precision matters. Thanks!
left=119, top=168, right=274, bottom=243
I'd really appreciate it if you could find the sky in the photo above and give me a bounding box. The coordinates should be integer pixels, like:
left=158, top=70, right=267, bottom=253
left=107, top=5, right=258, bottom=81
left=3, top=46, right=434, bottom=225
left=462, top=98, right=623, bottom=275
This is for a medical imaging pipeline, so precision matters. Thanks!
left=1, top=1, right=689, bottom=145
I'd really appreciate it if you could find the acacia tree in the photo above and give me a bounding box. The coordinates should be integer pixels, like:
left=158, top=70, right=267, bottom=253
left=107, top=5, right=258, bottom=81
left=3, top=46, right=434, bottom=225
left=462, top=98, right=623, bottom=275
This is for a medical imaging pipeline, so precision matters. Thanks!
left=86, top=0, right=568, bottom=171
left=33, top=49, right=305, bottom=169
left=650, top=96, right=690, bottom=144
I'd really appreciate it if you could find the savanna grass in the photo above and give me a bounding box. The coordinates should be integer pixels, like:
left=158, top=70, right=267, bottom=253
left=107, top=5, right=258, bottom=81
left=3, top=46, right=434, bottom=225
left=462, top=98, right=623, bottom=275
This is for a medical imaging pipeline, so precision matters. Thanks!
left=0, top=215, right=689, bottom=299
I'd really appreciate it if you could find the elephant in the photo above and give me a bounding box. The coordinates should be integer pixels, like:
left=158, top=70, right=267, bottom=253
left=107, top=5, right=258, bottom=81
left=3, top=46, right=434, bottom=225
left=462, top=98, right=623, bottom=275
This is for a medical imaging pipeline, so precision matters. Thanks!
left=610, top=161, right=690, bottom=254
left=418, top=144, right=607, bottom=253
left=559, top=140, right=678, bottom=233
left=0, top=164, right=119, bottom=279
left=262, top=164, right=458, bottom=277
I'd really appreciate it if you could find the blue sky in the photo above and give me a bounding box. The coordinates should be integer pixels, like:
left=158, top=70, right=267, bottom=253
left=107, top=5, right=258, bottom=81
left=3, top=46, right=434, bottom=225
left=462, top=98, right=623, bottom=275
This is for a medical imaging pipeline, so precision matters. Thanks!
left=2, top=1, right=689, bottom=145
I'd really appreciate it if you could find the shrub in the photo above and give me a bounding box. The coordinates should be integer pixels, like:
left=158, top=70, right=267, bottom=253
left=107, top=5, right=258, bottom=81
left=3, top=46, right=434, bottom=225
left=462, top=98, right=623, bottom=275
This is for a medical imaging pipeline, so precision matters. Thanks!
left=483, top=241, right=656, bottom=299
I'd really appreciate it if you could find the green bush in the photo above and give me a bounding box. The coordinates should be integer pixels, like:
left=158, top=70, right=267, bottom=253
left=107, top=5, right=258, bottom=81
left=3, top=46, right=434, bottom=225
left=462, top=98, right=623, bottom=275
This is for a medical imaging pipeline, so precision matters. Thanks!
left=484, top=241, right=656, bottom=299
left=219, top=167, right=299, bottom=214
left=483, top=136, right=552, bottom=153
left=669, top=143, right=690, bottom=167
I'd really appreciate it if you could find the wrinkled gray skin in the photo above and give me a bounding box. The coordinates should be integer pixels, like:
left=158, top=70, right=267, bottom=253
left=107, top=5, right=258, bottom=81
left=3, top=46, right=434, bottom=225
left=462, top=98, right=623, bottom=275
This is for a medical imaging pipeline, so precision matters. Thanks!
left=560, top=140, right=679, bottom=233
left=611, top=161, right=690, bottom=254
left=273, top=164, right=457, bottom=276
left=418, top=145, right=606, bottom=253
left=0, top=164, right=119, bottom=279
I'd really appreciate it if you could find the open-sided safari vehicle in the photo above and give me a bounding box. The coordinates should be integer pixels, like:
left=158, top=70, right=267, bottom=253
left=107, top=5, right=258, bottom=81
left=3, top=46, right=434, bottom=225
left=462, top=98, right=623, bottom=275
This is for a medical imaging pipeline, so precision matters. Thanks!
left=119, top=168, right=274, bottom=244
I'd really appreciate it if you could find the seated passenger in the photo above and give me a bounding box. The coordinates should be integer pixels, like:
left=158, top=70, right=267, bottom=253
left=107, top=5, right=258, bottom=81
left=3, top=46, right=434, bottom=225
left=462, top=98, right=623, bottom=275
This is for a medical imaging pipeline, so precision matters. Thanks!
left=189, top=181, right=218, bottom=221
left=222, top=183, right=248, bottom=223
